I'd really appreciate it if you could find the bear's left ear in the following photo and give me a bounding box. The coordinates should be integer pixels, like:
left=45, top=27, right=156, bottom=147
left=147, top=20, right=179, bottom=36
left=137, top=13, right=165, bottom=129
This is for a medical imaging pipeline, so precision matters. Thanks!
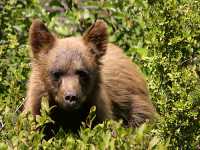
left=83, top=20, right=108, bottom=59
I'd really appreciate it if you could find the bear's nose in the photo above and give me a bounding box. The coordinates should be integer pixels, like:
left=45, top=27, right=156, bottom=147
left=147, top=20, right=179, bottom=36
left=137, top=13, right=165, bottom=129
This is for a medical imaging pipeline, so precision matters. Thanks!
left=64, top=92, right=78, bottom=103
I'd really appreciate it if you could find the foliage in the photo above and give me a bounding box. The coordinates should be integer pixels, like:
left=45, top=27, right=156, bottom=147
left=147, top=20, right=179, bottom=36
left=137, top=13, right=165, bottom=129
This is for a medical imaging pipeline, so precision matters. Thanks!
left=0, top=0, right=199, bottom=149
left=0, top=100, right=167, bottom=149
left=145, top=1, right=200, bottom=149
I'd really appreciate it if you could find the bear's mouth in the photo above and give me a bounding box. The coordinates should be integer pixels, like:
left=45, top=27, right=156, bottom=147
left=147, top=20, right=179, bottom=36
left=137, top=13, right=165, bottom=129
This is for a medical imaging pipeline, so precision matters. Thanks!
left=55, top=95, right=86, bottom=111
left=65, top=99, right=79, bottom=107
left=60, top=99, right=81, bottom=110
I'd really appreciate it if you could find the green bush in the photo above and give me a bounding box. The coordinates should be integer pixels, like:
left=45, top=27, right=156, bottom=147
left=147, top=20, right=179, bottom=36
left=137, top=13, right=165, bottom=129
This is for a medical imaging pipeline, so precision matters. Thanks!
left=0, top=0, right=199, bottom=149
left=145, top=1, right=200, bottom=149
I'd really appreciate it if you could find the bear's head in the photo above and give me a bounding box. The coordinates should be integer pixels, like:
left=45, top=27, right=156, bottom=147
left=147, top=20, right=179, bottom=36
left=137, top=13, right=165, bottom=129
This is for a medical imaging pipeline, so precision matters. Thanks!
left=29, top=19, right=108, bottom=111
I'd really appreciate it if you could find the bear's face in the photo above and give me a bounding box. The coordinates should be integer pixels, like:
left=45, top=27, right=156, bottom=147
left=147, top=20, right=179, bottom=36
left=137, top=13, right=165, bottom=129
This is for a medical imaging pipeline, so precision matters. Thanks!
left=46, top=38, right=99, bottom=110
left=29, top=20, right=108, bottom=110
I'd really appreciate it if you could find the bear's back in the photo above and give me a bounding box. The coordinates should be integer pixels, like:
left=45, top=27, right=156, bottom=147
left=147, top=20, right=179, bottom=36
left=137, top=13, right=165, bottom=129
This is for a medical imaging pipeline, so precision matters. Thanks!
left=101, top=43, right=155, bottom=126
left=101, top=43, right=148, bottom=97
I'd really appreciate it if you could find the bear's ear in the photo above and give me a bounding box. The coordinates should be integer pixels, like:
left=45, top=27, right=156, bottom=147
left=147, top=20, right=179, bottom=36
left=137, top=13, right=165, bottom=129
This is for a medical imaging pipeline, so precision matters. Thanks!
left=83, top=20, right=108, bottom=59
left=29, top=19, right=55, bottom=55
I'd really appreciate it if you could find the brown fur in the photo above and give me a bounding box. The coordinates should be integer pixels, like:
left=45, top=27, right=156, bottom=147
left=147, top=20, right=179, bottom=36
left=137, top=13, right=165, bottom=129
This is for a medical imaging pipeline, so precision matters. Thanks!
left=23, top=19, right=156, bottom=133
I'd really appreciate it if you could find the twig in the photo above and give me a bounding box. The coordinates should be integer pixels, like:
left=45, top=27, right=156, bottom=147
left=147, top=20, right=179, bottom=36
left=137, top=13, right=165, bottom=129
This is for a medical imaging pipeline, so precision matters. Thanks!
left=0, top=119, right=4, bottom=131
left=15, top=98, right=27, bottom=113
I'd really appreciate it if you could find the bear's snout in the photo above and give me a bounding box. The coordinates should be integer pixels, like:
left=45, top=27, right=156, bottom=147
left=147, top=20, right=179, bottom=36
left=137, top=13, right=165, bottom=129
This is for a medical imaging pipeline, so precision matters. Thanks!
left=64, top=91, right=78, bottom=103
left=63, top=91, right=80, bottom=109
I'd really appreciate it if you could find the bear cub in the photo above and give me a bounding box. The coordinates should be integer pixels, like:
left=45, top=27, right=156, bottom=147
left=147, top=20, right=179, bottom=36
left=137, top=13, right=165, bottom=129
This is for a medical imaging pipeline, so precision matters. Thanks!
left=23, top=19, right=156, bottom=133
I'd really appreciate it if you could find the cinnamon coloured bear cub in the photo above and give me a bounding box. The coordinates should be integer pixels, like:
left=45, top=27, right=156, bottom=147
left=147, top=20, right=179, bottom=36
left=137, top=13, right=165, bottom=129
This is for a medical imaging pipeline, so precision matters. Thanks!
left=23, top=19, right=156, bottom=133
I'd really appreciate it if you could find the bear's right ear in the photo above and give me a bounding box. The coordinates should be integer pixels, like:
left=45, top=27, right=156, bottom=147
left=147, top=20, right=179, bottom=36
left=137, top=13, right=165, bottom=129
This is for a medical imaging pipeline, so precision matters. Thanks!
left=29, top=19, right=55, bottom=55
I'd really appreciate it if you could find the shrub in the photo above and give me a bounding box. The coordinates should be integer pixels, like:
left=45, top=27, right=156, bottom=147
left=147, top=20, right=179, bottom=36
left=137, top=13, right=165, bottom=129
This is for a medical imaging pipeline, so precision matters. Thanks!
left=0, top=0, right=199, bottom=149
left=145, top=1, right=200, bottom=148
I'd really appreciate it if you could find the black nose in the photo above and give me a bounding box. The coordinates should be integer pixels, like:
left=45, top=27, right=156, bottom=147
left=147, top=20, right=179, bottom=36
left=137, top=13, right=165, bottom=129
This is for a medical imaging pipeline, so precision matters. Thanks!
left=64, top=92, right=78, bottom=102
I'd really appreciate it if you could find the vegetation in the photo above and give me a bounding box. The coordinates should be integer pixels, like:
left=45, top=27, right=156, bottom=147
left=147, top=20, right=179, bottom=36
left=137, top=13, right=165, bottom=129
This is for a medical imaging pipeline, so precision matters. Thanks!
left=0, top=0, right=199, bottom=149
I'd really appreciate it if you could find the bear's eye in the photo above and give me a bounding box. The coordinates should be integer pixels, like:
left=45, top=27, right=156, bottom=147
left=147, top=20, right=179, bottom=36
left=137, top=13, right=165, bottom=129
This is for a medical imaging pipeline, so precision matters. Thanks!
left=76, top=70, right=89, bottom=80
left=51, top=70, right=62, bottom=81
